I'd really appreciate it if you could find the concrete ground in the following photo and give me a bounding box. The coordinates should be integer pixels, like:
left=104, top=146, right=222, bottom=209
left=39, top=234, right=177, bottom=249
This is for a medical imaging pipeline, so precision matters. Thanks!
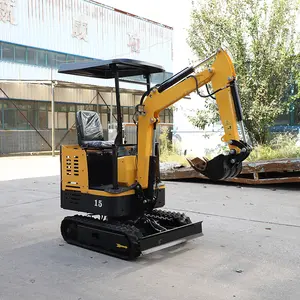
left=0, top=156, right=300, bottom=300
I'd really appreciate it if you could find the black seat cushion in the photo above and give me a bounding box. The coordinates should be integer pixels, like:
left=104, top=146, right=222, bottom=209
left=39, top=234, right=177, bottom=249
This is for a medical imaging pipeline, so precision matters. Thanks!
left=76, top=110, right=104, bottom=141
left=81, top=140, right=115, bottom=149
left=76, top=110, right=115, bottom=149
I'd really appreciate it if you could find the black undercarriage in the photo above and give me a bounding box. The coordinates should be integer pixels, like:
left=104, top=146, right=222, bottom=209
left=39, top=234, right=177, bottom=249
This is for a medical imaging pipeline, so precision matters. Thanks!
left=60, top=188, right=203, bottom=260
left=61, top=209, right=203, bottom=260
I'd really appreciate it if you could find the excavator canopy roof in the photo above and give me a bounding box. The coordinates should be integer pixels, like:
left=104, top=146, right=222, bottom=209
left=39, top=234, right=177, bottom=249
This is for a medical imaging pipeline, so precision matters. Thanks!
left=58, top=58, right=165, bottom=79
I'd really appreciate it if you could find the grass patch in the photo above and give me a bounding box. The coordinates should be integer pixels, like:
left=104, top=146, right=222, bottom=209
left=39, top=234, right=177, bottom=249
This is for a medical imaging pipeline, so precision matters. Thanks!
left=247, top=133, right=300, bottom=161
left=160, top=152, right=190, bottom=166
left=159, top=127, right=190, bottom=166
left=205, top=133, right=300, bottom=162
left=159, top=129, right=300, bottom=165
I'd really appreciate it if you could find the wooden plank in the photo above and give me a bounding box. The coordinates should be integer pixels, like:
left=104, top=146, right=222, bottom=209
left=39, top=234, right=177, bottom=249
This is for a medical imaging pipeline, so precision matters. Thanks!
left=160, top=158, right=300, bottom=185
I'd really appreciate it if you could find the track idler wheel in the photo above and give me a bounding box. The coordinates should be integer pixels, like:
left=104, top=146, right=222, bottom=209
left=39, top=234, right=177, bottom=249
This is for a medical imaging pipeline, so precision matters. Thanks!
left=187, top=140, right=251, bottom=181
left=61, top=218, right=78, bottom=241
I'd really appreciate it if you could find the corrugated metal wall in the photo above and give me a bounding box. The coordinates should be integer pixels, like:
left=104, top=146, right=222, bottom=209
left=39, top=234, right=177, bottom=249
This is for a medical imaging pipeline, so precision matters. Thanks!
left=0, top=82, right=51, bottom=101
left=0, top=82, right=139, bottom=105
left=0, top=0, right=173, bottom=71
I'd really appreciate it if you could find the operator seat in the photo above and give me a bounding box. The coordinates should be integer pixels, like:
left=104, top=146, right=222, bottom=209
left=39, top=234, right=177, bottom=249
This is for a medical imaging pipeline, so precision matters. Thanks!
left=76, top=110, right=114, bottom=149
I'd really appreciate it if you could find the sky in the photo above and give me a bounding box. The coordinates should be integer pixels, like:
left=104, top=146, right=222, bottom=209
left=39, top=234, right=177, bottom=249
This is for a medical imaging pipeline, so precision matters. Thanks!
left=97, top=0, right=195, bottom=73
left=97, top=1, right=205, bottom=133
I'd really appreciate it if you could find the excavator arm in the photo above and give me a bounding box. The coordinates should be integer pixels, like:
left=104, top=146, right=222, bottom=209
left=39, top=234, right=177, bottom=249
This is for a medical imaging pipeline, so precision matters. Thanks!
left=136, top=48, right=251, bottom=188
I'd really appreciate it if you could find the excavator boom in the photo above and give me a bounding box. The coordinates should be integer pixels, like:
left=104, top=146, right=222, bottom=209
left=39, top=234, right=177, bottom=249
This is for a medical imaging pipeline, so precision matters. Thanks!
left=136, top=48, right=251, bottom=184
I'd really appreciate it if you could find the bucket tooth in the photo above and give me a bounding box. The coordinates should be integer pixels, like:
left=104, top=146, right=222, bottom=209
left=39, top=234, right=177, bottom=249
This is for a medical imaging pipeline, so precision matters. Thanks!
left=186, top=157, right=207, bottom=172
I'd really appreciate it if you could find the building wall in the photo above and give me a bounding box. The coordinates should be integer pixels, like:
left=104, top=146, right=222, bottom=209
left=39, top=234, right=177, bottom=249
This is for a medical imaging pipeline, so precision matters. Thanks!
left=0, top=81, right=150, bottom=132
left=0, top=82, right=140, bottom=105
left=0, top=0, right=173, bottom=88
left=0, top=0, right=173, bottom=68
left=0, top=0, right=174, bottom=154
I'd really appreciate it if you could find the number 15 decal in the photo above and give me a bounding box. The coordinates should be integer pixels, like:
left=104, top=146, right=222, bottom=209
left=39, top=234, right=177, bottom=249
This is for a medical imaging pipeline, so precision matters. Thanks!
left=94, top=199, right=102, bottom=207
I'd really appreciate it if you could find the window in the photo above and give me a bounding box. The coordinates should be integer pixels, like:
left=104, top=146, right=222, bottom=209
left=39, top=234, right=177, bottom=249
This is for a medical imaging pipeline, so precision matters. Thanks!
left=57, top=103, right=67, bottom=112
left=27, top=109, right=36, bottom=128
left=38, top=102, right=48, bottom=111
left=37, top=50, right=47, bottom=66
left=0, top=41, right=172, bottom=85
left=56, top=53, right=67, bottom=68
left=16, top=110, right=29, bottom=129
left=57, top=112, right=67, bottom=129
left=15, top=46, right=26, bottom=63
left=122, top=107, right=129, bottom=123
left=165, top=114, right=170, bottom=124
left=101, top=113, right=108, bottom=129
left=27, top=48, right=37, bottom=65
left=0, top=99, right=161, bottom=131
left=2, top=43, right=14, bottom=61
left=67, top=55, right=76, bottom=63
left=85, top=104, right=94, bottom=111
left=0, top=109, right=2, bottom=128
left=17, top=101, right=30, bottom=110
left=69, top=105, right=76, bottom=112
left=0, top=41, right=94, bottom=68
left=123, top=114, right=129, bottom=123
left=68, top=112, right=76, bottom=128
left=112, top=106, right=117, bottom=115
left=0, top=100, right=101, bottom=130
left=129, top=107, right=134, bottom=120
left=101, top=106, right=108, bottom=113
left=38, top=111, right=48, bottom=129
left=164, top=109, right=172, bottom=124
left=122, top=107, right=129, bottom=115
left=47, top=52, right=56, bottom=68
left=3, top=110, right=16, bottom=129
left=159, top=110, right=165, bottom=123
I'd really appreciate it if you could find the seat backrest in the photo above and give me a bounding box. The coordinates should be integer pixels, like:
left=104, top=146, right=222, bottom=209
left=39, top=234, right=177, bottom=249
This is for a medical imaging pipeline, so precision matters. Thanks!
left=76, top=110, right=104, bottom=145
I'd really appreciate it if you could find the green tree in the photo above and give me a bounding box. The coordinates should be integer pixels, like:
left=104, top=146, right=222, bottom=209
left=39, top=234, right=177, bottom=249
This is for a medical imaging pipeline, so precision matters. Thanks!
left=187, top=0, right=300, bottom=144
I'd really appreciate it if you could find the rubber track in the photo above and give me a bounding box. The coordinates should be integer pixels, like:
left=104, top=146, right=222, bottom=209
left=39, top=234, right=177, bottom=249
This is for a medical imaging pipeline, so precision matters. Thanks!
left=147, top=209, right=192, bottom=226
left=61, top=215, right=142, bottom=260
left=61, top=210, right=193, bottom=260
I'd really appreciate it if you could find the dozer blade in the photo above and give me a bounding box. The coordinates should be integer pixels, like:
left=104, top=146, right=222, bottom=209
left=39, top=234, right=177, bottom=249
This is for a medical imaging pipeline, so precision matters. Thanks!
left=140, top=221, right=203, bottom=253
left=187, top=140, right=251, bottom=181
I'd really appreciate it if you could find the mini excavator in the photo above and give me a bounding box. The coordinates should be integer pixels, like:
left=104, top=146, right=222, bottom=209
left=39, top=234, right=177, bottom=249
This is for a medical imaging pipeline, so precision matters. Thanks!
left=58, top=48, right=251, bottom=260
